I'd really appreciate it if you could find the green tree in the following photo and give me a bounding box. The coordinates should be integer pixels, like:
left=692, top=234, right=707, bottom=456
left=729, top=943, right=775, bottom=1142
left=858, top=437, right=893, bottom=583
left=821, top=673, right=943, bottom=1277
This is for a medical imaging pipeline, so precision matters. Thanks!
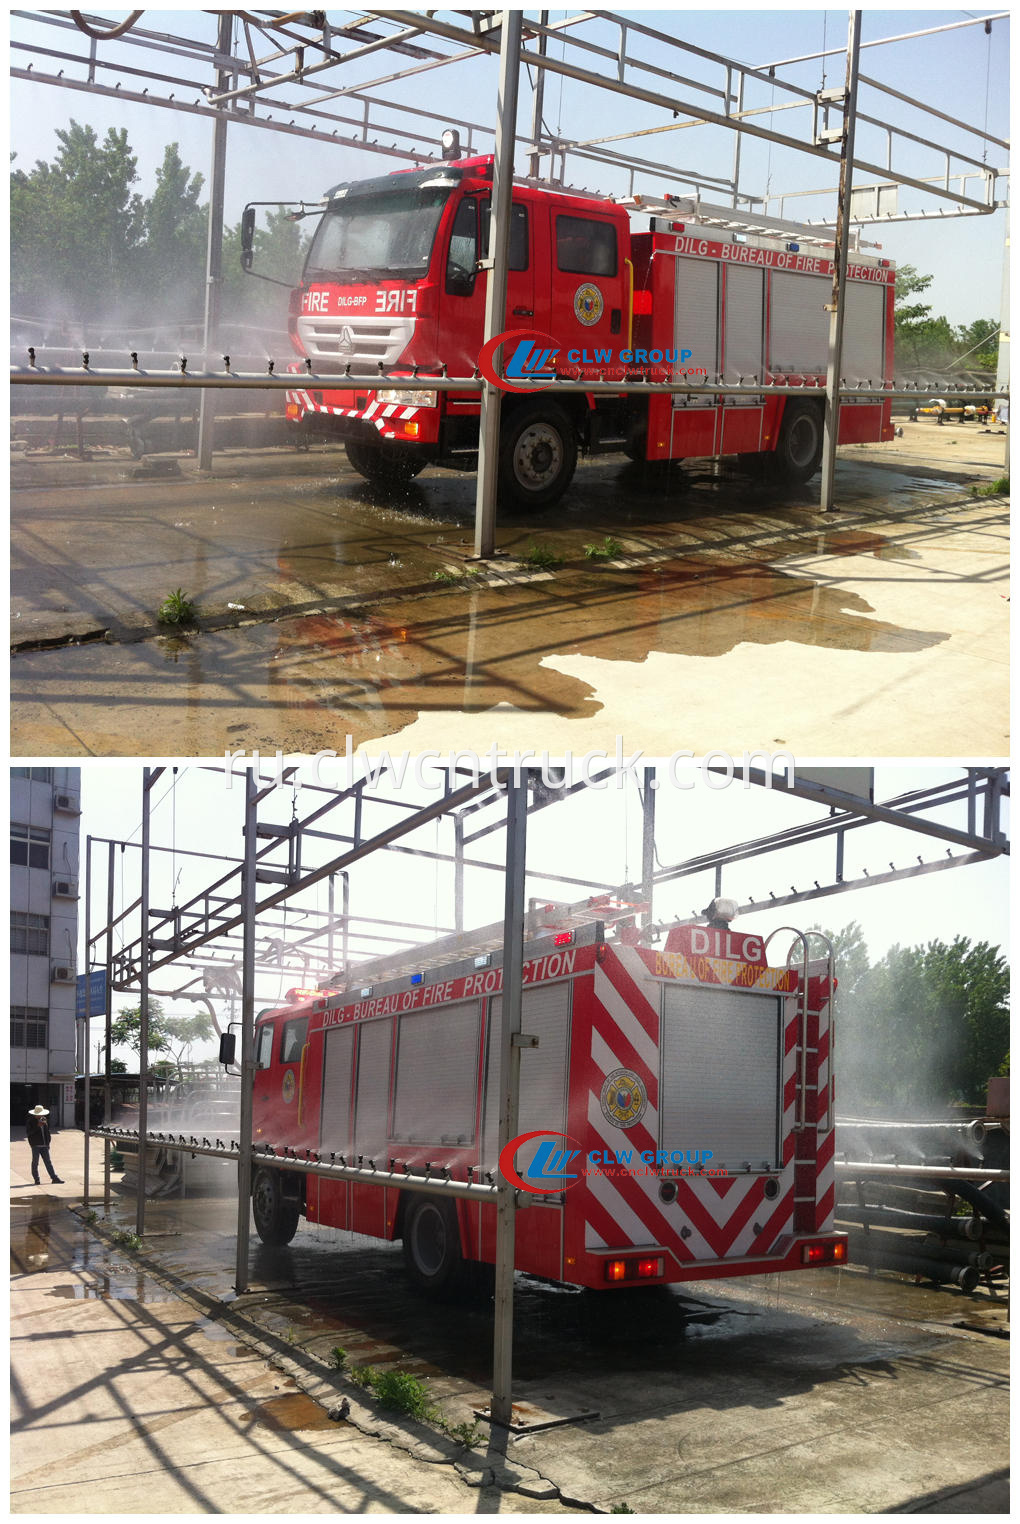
left=893, top=264, right=958, bottom=370
left=953, top=316, right=1000, bottom=371
left=140, top=143, right=207, bottom=323
left=10, top=122, right=146, bottom=324
left=834, top=935, right=1009, bottom=1112
left=222, top=207, right=311, bottom=333
left=109, top=999, right=216, bottom=1076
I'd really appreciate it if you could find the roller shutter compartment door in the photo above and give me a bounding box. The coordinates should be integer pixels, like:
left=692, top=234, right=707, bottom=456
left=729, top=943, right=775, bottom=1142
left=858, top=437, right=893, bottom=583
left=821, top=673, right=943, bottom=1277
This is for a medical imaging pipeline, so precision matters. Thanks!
left=672, top=256, right=719, bottom=407
left=320, top=1025, right=354, bottom=1153
left=723, top=264, right=765, bottom=404
left=841, top=281, right=886, bottom=387
left=353, top=1017, right=393, bottom=1158
left=392, top=1000, right=481, bottom=1146
left=660, top=983, right=782, bottom=1172
left=482, top=982, right=571, bottom=1174
left=769, top=271, right=829, bottom=374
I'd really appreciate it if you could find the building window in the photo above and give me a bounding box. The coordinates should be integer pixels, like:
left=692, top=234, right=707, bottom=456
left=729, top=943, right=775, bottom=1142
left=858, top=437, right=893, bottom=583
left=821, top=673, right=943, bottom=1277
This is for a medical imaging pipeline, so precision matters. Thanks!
left=11, top=1006, right=49, bottom=1049
left=11, top=911, right=50, bottom=956
left=11, top=767, right=54, bottom=783
left=11, top=824, right=51, bottom=869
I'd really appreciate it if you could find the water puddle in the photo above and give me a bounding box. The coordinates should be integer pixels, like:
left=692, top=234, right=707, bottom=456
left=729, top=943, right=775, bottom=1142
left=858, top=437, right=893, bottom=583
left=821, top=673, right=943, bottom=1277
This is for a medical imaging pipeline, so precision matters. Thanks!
left=243, top=1393, right=341, bottom=1433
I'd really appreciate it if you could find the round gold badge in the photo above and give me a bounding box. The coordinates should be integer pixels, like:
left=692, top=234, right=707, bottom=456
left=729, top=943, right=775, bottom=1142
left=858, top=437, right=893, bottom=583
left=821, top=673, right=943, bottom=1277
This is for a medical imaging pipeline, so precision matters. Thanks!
left=573, top=283, right=604, bottom=327
left=600, top=1067, right=647, bottom=1129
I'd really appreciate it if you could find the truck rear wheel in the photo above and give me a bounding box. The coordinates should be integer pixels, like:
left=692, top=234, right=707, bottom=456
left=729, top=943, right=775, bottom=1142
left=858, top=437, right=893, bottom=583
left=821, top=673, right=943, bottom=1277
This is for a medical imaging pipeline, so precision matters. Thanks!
left=402, top=1196, right=463, bottom=1294
left=498, top=402, right=578, bottom=509
left=345, top=438, right=426, bottom=483
left=769, top=401, right=824, bottom=484
left=252, top=1167, right=301, bottom=1246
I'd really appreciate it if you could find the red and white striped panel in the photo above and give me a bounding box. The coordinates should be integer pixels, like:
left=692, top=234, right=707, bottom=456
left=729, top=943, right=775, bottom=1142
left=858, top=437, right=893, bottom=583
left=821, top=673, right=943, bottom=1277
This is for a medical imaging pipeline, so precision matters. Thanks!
left=573, top=947, right=800, bottom=1265
left=284, top=388, right=420, bottom=440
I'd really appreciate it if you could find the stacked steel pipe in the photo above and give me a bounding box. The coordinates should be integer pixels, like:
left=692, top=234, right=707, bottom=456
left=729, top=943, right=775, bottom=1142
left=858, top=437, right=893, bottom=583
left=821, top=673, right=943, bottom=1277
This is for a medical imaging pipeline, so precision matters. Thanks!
left=835, top=1116, right=1009, bottom=1293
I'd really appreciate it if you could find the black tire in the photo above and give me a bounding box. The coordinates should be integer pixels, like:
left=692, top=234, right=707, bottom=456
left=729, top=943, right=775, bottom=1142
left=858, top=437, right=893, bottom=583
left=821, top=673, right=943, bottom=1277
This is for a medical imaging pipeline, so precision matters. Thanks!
left=769, top=401, right=824, bottom=484
left=402, top=1196, right=463, bottom=1294
left=252, top=1167, right=301, bottom=1246
left=345, top=438, right=426, bottom=483
left=498, top=401, right=578, bottom=509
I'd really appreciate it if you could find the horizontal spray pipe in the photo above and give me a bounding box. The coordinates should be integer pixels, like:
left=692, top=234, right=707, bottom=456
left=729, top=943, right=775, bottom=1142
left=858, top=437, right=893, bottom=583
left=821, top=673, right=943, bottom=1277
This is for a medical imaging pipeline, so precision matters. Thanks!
left=836, top=1161, right=1009, bottom=1183
left=9, top=366, right=1010, bottom=403
left=840, top=1226, right=996, bottom=1268
left=92, top=1125, right=515, bottom=1205
left=838, top=1118, right=989, bottom=1141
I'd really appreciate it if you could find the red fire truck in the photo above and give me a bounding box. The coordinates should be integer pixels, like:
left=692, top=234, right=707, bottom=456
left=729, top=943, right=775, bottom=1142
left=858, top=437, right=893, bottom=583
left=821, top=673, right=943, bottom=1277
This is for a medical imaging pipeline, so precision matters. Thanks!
left=249, top=900, right=845, bottom=1293
left=271, top=155, right=895, bottom=507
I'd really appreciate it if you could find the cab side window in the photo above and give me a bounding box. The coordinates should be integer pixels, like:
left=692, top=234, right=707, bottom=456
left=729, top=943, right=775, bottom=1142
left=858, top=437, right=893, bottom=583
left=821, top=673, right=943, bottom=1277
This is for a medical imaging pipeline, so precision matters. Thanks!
left=280, top=1016, right=308, bottom=1065
left=446, top=199, right=529, bottom=291
left=556, top=215, right=617, bottom=276
left=256, top=1024, right=275, bottom=1070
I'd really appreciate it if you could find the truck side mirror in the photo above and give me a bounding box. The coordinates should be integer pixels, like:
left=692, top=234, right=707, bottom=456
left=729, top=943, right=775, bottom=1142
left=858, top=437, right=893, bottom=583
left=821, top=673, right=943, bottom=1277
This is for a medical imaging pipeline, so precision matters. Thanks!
left=240, top=206, right=256, bottom=272
left=218, top=1032, right=237, bottom=1066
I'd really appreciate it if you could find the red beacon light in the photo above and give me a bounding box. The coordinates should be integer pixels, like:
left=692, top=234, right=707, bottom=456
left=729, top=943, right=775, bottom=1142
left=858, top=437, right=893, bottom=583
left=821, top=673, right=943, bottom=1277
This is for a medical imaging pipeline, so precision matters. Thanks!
left=553, top=931, right=574, bottom=947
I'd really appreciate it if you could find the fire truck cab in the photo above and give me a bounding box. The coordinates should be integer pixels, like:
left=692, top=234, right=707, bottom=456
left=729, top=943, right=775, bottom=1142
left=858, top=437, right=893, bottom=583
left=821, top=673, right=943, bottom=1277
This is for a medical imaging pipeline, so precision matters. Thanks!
left=275, top=154, right=895, bottom=509
left=249, top=903, right=846, bottom=1295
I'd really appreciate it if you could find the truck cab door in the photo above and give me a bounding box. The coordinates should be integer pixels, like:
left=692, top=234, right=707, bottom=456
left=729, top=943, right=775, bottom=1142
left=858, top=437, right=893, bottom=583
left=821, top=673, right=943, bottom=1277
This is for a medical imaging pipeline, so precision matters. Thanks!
left=254, top=1014, right=307, bottom=1148
left=442, top=195, right=535, bottom=377
left=548, top=211, right=627, bottom=372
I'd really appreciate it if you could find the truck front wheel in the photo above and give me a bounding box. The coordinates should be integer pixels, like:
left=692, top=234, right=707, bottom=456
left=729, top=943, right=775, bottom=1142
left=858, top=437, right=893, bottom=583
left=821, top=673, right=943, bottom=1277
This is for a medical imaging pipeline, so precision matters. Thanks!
left=345, top=438, right=427, bottom=483
left=769, top=401, right=824, bottom=484
left=498, top=402, right=578, bottom=509
left=402, top=1196, right=463, bottom=1294
left=252, top=1168, right=301, bottom=1246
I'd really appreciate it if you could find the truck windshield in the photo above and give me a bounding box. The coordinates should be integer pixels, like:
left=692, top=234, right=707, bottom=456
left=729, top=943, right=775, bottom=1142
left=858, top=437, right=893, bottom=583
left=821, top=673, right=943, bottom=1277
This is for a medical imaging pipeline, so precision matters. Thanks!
left=304, top=186, right=451, bottom=282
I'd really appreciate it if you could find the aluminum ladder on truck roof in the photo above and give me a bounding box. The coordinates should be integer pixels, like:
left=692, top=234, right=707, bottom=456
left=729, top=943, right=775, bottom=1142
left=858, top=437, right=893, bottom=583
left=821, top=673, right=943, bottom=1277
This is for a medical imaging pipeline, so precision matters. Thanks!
left=325, top=892, right=647, bottom=990
left=619, top=193, right=880, bottom=253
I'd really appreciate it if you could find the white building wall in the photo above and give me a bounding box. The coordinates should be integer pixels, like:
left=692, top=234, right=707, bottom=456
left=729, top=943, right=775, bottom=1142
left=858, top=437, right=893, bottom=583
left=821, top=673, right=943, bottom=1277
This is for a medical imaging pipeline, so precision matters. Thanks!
left=10, top=767, right=82, bottom=1128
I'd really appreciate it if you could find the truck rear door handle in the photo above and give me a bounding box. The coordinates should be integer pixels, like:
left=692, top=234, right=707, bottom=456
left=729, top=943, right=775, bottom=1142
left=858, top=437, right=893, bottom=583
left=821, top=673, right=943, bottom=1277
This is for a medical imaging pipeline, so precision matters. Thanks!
left=512, top=306, right=534, bottom=317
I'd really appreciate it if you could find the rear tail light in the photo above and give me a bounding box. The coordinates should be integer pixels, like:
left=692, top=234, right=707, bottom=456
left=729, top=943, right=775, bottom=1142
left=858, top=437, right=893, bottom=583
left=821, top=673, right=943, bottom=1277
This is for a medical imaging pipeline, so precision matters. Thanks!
left=604, top=1256, right=664, bottom=1283
left=285, top=402, right=301, bottom=420
left=802, top=1238, right=848, bottom=1266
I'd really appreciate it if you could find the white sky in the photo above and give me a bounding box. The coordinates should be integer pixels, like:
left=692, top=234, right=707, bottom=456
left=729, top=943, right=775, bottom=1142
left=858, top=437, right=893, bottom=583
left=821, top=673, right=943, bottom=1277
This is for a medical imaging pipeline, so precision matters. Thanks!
left=8, top=6, right=1010, bottom=329
left=73, top=763, right=1010, bottom=1063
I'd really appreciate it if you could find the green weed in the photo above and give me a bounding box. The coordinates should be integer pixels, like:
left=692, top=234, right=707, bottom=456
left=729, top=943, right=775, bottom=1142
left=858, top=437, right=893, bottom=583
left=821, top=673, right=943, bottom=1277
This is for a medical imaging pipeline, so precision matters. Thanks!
left=110, top=1229, right=142, bottom=1250
left=157, top=588, right=197, bottom=626
left=348, top=1364, right=376, bottom=1390
left=445, top=1418, right=484, bottom=1449
left=371, top=1369, right=436, bottom=1421
left=583, top=535, right=623, bottom=561
left=330, top=1346, right=347, bottom=1369
left=524, top=541, right=562, bottom=570
left=971, top=475, right=1009, bottom=497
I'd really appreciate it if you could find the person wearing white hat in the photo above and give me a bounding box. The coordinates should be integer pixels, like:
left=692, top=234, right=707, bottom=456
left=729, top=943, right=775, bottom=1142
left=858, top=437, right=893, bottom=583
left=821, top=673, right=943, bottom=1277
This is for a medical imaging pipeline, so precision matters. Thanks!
left=26, top=1105, right=63, bottom=1185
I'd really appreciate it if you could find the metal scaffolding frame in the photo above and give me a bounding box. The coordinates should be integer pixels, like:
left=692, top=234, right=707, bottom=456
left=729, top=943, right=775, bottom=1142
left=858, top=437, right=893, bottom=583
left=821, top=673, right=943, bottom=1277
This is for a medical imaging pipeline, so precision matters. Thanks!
left=79, top=764, right=1009, bottom=1430
left=10, top=8, right=1009, bottom=531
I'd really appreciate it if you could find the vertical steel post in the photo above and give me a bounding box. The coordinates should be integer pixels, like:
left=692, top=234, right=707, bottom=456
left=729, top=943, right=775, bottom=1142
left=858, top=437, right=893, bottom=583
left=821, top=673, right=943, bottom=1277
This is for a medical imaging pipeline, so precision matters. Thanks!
left=104, top=840, right=115, bottom=1207
left=528, top=11, right=549, bottom=179
left=819, top=11, right=862, bottom=513
left=234, top=769, right=258, bottom=1293
left=83, top=835, right=92, bottom=1206
left=491, top=776, right=528, bottom=1430
left=454, top=814, right=465, bottom=932
left=473, top=9, right=524, bottom=559
left=640, top=769, right=656, bottom=927
left=136, top=770, right=152, bottom=1237
left=197, top=12, right=233, bottom=470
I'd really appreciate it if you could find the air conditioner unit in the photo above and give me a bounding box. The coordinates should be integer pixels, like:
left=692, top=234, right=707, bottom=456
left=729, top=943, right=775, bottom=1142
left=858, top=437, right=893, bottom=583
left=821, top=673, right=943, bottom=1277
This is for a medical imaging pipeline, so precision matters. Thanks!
left=52, top=878, right=79, bottom=899
left=51, top=963, right=75, bottom=983
left=53, top=792, right=81, bottom=813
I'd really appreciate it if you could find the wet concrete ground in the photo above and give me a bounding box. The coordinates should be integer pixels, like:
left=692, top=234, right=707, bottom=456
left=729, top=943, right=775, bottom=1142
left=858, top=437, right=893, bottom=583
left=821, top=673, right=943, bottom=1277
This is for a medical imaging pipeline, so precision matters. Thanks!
left=10, top=425, right=1009, bottom=756
left=11, top=1139, right=1009, bottom=1514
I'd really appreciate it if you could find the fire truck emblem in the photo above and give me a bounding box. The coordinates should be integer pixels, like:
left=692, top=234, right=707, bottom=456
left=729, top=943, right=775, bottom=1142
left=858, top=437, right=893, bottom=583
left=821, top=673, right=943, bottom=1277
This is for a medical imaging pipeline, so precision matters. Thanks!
left=337, top=325, right=357, bottom=355
left=600, top=1068, right=647, bottom=1129
left=573, top=283, right=604, bottom=327
left=281, top=1069, right=296, bottom=1104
